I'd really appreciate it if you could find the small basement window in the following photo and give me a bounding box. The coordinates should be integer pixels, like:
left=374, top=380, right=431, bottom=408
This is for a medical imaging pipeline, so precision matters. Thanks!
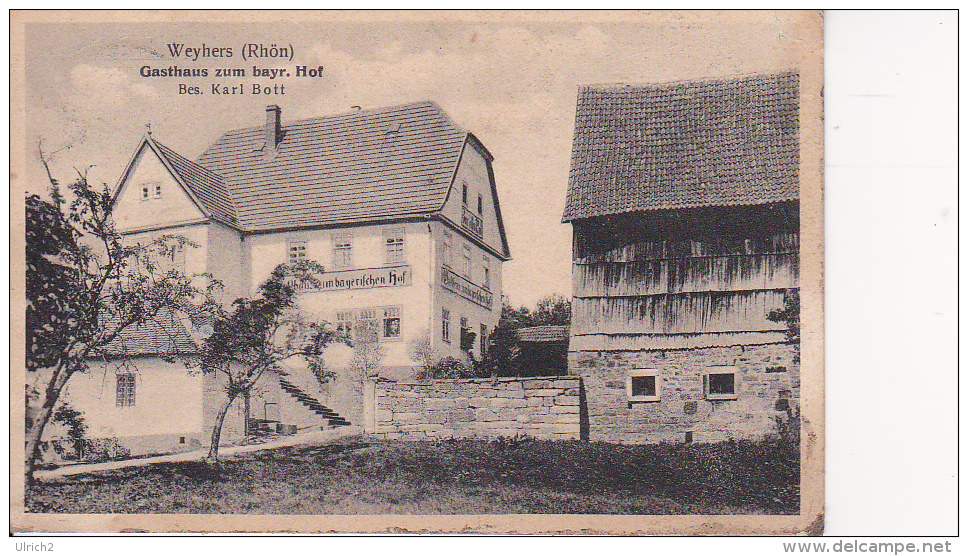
left=704, top=366, right=739, bottom=401
left=626, top=369, right=660, bottom=403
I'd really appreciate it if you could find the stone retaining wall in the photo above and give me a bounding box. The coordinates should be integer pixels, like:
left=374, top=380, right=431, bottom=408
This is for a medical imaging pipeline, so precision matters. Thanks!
left=373, top=377, right=583, bottom=440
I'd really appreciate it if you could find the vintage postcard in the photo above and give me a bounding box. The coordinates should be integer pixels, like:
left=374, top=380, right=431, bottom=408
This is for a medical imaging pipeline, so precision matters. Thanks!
left=10, top=10, right=824, bottom=534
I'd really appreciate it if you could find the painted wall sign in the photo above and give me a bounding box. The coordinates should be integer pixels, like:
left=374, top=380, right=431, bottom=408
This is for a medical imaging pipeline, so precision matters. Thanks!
left=441, top=267, right=493, bottom=309
left=286, top=265, right=411, bottom=292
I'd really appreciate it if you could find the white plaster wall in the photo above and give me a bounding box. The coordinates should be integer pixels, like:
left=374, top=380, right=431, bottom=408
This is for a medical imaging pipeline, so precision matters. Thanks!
left=431, top=220, right=502, bottom=363
left=245, top=222, right=433, bottom=370
left=60, top=357, right=204, bottom=439
left=123, top=225, right=210, bottom=279
left=439, top=143, right=505, bottom=256
left=114, top=144, right=205, bottom=232
left=207, top=222, right=245, bottom=302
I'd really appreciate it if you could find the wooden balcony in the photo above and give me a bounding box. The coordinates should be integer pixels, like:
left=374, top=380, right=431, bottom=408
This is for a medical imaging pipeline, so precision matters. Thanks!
left=461, top=206, right=484, bottom=238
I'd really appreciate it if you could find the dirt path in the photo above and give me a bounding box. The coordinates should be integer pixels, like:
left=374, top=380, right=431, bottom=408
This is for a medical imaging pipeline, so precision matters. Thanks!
left=34, top=426, right=363, bottom=480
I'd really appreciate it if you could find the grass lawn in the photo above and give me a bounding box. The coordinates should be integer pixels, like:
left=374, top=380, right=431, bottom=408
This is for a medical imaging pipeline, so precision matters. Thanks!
left=26, top=436, right=799, bottom=515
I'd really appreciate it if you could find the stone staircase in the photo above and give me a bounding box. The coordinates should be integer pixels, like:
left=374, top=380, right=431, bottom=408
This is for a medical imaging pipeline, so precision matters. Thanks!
left=278, top=376, right=351, bottom=428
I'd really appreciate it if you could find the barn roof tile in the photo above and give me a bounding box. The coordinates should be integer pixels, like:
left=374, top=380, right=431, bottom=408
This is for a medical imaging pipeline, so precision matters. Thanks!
left=562, top=72, right=800, bottom=222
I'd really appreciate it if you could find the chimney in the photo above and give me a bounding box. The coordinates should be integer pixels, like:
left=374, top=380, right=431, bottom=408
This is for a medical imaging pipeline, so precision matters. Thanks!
left=265, top=104, right=281, bottom=152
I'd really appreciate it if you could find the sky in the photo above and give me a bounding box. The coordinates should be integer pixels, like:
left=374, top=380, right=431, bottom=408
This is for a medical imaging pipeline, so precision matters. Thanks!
left=21, top=12, right=805, bottom=307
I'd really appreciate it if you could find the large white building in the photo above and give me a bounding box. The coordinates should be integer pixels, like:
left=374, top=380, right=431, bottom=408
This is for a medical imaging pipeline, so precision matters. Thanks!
left=54, top=102, right=511, bottom=456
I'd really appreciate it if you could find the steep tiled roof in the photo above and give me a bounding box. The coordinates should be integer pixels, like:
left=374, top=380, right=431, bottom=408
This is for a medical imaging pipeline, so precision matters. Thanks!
left=196, top=101, right=468, bottom=232
left=102, top=309, right=199, bottom=357
left=152, top=139, right=238, bottom=227
left=562, top=72, right=799, bottom=222
left=516, top=325, right=570, bottom=343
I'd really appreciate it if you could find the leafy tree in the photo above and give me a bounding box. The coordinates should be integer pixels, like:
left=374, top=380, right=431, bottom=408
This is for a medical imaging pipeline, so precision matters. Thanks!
left=25, top=166, right=216, bottom=485
left=199, top=260, right=342, bottom=463
left=484, top=300, right=522, bottom=377
left=50, top=404, right=87, bottom=461
left=768, top=288, right=800, bottom=363
left=533, top=293, right=572, bottom=326
left=348, top=315, right=386, bottom=380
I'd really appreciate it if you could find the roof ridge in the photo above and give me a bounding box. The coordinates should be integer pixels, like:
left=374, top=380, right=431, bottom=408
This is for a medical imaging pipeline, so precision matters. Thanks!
left=213, top=100, right=455, bottom=138
left=578, top=70, right=799, bottom=92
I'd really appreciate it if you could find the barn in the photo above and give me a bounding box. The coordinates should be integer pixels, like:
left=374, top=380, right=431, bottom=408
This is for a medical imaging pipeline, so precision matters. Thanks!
left=563, top=72, right=801, bottom=444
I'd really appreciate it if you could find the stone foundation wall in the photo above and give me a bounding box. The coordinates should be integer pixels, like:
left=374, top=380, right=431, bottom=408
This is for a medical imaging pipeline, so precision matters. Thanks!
left=570, top=343, right=799, bottom=444
left=374, top=377, right=582, bottom=440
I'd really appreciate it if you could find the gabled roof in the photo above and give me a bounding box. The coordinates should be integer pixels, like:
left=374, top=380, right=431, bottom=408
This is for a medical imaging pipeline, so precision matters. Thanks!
left=562, top=72, right=800, bottom=222
left=196, top=101, right=468, bottom=232
left=102, top=309, right=199, bottom=358
left=516, top=325, right=570, bottom=343
left=115, top=136, right=239, bottom=228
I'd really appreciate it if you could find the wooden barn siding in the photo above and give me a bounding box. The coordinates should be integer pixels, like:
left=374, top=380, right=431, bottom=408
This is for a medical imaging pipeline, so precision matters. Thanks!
left=573, top=252, right=799, bottom=296
left=569, top=331, right=786, bottom=352
left=574, top=233, right=799, bottom=264
left=571, top=216, right=798, bottom=338
left=571, top=290, right=788, bottom=335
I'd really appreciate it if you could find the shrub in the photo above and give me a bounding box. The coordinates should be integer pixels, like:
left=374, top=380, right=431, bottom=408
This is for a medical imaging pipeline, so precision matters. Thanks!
left=415, top=356, right=475, bottom=380
left=79, top=438, right=131, bottom=463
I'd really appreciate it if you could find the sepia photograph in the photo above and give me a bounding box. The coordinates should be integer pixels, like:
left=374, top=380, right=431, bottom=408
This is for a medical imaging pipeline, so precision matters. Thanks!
left=11, top=10, right=824, bottom=534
